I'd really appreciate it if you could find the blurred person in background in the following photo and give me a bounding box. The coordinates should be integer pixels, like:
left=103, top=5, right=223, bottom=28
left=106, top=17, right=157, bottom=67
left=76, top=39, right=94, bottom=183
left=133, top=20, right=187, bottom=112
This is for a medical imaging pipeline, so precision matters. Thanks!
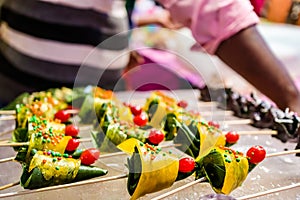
left=155, top=0, right=300, bottom=150
left=0, top=0, right=130, bottom=106
left=0, top=0, right=179, bottom=106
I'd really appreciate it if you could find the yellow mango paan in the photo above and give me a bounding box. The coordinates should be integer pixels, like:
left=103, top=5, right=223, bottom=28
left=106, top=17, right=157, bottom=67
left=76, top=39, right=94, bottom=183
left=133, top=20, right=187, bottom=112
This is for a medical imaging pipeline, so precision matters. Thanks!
left=118, top=138, right=179, bottom=200
left=200, top=146, right=249, bottom=195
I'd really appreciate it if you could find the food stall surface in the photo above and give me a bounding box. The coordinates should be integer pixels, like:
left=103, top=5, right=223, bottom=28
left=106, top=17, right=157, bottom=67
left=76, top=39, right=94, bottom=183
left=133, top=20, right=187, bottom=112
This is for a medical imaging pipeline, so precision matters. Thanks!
left=0, top=89, right=300, bottom=200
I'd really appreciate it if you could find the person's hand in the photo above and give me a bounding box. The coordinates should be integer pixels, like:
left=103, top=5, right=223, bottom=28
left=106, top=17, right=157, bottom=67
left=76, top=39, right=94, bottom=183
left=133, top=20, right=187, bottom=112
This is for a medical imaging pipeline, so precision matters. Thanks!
left=134, top=9, right=184, bottom=29
left=124, top=51, right=145, bottom=73
left=156, top=9, right=184, bottom=29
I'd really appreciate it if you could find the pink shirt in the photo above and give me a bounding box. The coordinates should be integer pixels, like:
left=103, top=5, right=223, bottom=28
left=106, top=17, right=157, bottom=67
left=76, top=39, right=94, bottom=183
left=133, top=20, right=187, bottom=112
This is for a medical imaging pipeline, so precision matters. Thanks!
left=157, top=0, right=259, bottom=54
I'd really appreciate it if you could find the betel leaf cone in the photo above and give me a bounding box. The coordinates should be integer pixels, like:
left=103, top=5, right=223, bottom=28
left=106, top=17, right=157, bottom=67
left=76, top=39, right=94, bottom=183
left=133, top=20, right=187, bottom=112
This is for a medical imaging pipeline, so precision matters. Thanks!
left=118, top=138, right=179, bottom=200
left=174, top=120, right=226, bottom=161
left=198, top=147, right=249, bottom=195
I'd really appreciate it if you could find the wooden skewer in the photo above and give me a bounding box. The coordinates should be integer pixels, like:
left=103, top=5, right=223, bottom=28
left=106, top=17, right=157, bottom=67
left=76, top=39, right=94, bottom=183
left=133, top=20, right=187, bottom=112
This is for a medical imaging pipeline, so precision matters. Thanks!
left=0, top=138, right=92, bottom=147
left=151, top=177, right=207, bottom=200
left=0, top=130, right=14, bottom=137
left=0, top=174, right=128, bottom=197
left=197, top=101, right=218, bottom=107
left=0, top=109, right=79, bottom=116
left=200, top=110, right=233, bottom=116
left=236, top=182, right=300, bottom=200
left=0, top=156, right=14, bottom=163
left=0, top=181, right=20, bottom=191
left=0, top=109, right=79, bottom=121
left=235, top=130, right=277, bottom=135
left=0, top=125, right=93, bottom=138
left=221, top=119, right=252, bottom=125
left=0, top=141, right=179, bottom=164
left=1, top=148, right=300, bottom=196
left=266, top=149, right=300, bottom=158
left=0, top=116, right=16, bottom=121
left=0, top=137, right=11, bottom=142
left=150, top=149, right=300, bottom=200
left=0, top=110, right=15, bottom=115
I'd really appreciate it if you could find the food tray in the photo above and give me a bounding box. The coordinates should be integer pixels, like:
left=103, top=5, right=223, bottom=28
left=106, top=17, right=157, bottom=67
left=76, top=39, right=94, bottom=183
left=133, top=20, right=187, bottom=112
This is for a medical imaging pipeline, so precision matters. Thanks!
left=0, top=90, right=299, bottom=200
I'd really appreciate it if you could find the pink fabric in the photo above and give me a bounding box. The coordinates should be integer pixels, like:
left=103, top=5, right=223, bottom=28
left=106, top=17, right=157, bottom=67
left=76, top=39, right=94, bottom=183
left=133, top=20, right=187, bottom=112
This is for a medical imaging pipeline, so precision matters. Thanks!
left=157, top=0, right=260, bottom=54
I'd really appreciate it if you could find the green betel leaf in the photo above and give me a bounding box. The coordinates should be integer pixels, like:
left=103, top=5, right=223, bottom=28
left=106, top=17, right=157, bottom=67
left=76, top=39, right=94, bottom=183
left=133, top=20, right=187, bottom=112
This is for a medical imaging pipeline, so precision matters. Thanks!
left=202, top=150, right=226, bottom=190
left=127, top=147, right=142, bottom=196
left=174, top=121, right=200, bottom=159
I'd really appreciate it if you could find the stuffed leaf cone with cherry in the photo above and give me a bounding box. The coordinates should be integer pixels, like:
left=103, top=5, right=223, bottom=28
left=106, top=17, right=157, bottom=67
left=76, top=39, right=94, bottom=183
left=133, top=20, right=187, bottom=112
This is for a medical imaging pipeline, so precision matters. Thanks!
left=195, top=145, right=266, bottom=195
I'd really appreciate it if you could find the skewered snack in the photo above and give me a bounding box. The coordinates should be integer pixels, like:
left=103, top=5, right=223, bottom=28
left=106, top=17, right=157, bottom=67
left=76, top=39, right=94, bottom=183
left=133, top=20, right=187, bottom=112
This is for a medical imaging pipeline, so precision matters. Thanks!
left=173, top=120, right=229, bottom=160
left=118, top=138, right=265, bottom=199
left=14, top=115, right=80, bottom=164
left=199, top=86, right=300, bottom=143
left=117, top=138, right=184, bottom=200
left=90, top=100, right=164, bottom=152
left=20, top=150, right=107, bottom=189
left=78, top=87, right=116, bottom=124
left=144, top=91, right=184, bottom=140
left=1, top=87, right=88, bottom=111
left=195, top=145, right=265, bottom=195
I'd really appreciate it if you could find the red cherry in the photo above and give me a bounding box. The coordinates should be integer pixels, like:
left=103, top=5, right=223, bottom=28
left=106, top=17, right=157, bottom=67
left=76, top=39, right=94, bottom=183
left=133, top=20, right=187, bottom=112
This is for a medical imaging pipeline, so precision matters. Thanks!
left=179, top=157, right=195, bottom=173
left=65, top=124, right=79, bottom=137
left=130, top=105, right=142, bottom=116
left=225, top=131, right=240, bottom=144
left=133, top=112, right=148, bottom=126
left=246, top=145, right=266, bottom=164
left=208, top=121, right=220, bottom=129
left=177, top=100, right=188, bottom=108
left=65, top=138, right=80, bottom=152
left=80, top=148, right=100, bottom=165
left=148, top=129, right=165, bottom=145
left=54, top=110, right=70, bottom=123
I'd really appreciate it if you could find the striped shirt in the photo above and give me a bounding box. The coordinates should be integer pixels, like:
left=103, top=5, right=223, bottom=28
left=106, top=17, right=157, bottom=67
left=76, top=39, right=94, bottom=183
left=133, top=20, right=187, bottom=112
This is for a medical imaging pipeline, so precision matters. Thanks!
left=0, top=0, right=130, bottom=86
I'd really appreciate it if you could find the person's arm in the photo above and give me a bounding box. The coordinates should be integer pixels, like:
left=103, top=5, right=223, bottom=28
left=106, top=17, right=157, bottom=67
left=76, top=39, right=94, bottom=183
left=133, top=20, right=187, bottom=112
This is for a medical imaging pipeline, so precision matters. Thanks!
left=215, top=25, right=300, bottom=114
